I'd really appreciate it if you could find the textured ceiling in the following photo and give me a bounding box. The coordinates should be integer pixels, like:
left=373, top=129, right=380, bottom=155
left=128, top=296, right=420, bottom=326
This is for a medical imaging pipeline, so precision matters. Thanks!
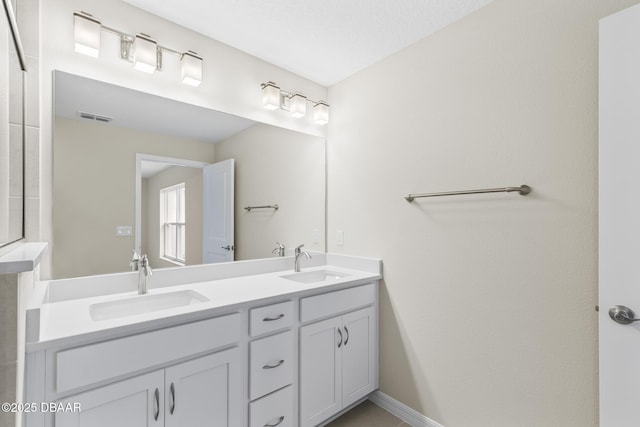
left=123, top=0, right=494, bottom=86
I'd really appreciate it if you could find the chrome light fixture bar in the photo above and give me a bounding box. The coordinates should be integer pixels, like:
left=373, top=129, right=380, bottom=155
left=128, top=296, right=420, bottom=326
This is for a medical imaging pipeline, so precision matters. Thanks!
left=73, top=11, right=203, bottom=86
left=261, top=81, right=330, bottom=125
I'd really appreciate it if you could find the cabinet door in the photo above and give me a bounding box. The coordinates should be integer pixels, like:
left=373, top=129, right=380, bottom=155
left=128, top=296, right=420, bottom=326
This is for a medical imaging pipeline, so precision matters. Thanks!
left=341, top=306, right=376, bottom=407
left=165, top=347, right=242, bottom=427
left=299, top=316, right=342, bottom=427
left=54, top=370, right=164, bottom=427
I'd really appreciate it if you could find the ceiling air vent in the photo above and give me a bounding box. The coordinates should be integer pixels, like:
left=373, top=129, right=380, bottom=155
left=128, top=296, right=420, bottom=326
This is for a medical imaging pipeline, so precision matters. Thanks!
left=78, top=111, right=113, bottom=123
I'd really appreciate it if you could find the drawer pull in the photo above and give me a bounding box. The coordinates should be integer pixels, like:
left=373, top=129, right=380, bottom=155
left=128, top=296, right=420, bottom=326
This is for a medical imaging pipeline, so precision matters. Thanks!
left=265, top=415, right=285, bottom=427
left=262, top=359, right=285, bottom=369
left=153, top=388, right=160, bottom=421
left=263, top=314, right=285, bottom=322
left=169, top=382, right=176, bottom=415
left=337, top=328, right=343, bottom=348
left=344, top=326, right=349, bottom=346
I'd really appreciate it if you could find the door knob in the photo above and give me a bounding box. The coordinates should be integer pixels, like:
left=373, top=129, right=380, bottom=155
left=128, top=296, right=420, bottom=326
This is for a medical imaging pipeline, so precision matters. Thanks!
left=609, top=305, right=640, bottom=325
left=221, top=245, right=235, bottom=251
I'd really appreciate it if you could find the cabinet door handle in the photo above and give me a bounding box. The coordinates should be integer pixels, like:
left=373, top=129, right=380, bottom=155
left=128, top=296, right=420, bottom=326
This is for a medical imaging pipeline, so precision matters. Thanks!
left=265, top=415, right=285, bottom=427
left=263, top=314, right=285, bottom=322
left=337, top=327, right=343, bottom=348
left=344, top=326, right=349, bottom=346
left=153, top=388, right=160, bottom=421
left=262, top=359, right=285, bottom=369
left=169, top=382, right=176, bottom=415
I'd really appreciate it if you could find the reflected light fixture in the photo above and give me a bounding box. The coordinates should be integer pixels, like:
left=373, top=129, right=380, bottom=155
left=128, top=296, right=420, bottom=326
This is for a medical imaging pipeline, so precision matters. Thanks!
left=72, top=11, right=203, bottom=86
left=181, top=51, right=203, bottom=87
left=260, top=81, right=330, bottom=125
left=73, top=12, right=101, bottom=58
left=133, top=34, right=158, bottom=74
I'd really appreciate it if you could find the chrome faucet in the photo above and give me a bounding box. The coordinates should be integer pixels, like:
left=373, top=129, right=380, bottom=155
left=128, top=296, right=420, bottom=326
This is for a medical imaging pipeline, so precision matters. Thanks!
left=294, top=244, right=311, bottom=272
left=130, top=250, right=141, bottom=271
left=131, top=252, right=153, bottom=294
left=272, top=242, right=286, bottom=257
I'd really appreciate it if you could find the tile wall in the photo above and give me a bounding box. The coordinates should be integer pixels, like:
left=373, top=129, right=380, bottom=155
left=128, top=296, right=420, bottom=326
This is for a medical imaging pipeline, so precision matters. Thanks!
left=0, top=0, right=40, bottom=426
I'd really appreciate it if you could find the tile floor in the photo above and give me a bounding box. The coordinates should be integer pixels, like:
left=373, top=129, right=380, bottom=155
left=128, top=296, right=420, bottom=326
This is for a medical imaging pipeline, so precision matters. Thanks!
left=325, top=400, right=409, bottom=427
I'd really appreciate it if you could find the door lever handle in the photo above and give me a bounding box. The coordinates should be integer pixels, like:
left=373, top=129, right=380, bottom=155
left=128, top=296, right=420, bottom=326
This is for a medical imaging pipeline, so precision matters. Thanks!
left=609, top=305, right=640, bottom=325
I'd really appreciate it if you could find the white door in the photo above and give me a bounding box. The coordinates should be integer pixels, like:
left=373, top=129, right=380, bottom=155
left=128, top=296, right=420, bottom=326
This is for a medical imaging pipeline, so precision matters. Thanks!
left=165, top=348, right=242, bottom=427
left=203, top=159, right=234, bottom=263
left=55, top=370, right=164, bottom=427
left=341, top=307, right=376, bottom=408
left=299, top=316, right=342, bottom=427
left=599, top=4, right=640, bottom=425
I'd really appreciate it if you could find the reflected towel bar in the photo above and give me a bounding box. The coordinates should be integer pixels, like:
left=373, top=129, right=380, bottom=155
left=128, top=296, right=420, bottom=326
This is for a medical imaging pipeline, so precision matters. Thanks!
left=244, top=204, right=279, bottom=212
left=405, top=185, right=531, bottom=202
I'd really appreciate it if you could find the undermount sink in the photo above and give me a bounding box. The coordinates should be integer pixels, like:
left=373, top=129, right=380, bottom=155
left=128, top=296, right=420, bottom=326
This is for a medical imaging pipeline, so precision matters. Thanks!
left=281, top=269, right=350, bottom=284
left=89, top=290, right=209, bottom=321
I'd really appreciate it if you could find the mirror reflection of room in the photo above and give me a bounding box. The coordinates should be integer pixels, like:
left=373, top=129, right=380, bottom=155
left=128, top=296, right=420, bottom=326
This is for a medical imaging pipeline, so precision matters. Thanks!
left=53, top=72, right=325, bottom=279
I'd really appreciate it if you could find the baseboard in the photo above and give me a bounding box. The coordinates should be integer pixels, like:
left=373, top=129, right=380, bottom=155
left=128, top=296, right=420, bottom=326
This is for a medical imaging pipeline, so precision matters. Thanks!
left=368, top=390, right=445, bottom=427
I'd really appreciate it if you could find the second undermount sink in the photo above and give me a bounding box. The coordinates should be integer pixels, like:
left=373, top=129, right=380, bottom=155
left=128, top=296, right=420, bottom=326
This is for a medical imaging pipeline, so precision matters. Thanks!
left=281, top=269, right=350, bottom=284
left=89, top=290, right=209, bottom=321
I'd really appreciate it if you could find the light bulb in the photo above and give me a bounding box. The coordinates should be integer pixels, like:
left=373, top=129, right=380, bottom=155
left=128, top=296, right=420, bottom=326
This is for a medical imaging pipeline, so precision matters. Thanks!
left=262, top=82, right=280, bottom=110
left=181, top=51, right=202, bottom=87
left=133, top=34, right=157, bottom=74
left=314, top=102, right=329, bottom=125
left=73, top=12, right=101, bottom=58
left=289, top=93, right=307, bottom=118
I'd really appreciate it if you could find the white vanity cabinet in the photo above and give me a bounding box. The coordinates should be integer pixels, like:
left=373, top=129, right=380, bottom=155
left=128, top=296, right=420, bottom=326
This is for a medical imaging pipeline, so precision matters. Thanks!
left=45, top=313, right=243, bottom=427
left=54, top=348, right=242, bottom=427
left=299, top=285, right=377, bottom=427
left=54, top=370, right=164, bottom=427
left=164, top=348, right=242, bottom=427
left=25, top=260, right=381, bottom=427
left=248, top=301, right=295, bottom=427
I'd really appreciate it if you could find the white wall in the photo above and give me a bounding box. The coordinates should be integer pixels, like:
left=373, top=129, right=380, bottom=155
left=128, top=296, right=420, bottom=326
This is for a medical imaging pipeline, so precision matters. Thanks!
left=215, top=124, right=325, bottom=260
left=327, top=0, right=640, bottom=425
left=53, top=117, right=215, bottom=279
left=39, top=0, right=328, bottom=278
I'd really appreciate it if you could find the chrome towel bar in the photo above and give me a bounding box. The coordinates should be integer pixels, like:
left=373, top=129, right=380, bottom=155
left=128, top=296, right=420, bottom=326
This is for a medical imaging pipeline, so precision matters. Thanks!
left=405, top=185, right=531, bottom=202
left=244, top=204, right=279, bottom=212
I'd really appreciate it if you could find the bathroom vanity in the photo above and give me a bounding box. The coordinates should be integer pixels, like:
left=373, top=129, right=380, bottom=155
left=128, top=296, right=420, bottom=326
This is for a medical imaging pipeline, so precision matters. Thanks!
left=22, top=253, right=381, bottom=427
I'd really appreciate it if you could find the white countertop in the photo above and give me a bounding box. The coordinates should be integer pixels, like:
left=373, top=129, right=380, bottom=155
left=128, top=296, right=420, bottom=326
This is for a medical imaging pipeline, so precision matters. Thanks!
left=27, top=254, right=382, bottom=351
left=0, top=242, right=48, bottom=274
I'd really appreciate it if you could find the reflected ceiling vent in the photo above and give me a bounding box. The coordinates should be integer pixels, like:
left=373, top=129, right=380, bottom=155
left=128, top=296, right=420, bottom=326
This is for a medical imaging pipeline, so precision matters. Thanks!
left=78, top=111, right=113, bottom=123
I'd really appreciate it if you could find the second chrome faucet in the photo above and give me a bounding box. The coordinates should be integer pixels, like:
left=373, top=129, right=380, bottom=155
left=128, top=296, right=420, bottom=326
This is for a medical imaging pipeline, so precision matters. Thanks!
left=294, top=244, right=311, bottom=272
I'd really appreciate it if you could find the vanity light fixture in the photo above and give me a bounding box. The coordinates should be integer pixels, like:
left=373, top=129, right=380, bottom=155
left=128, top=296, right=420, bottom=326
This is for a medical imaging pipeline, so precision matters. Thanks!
left=260, top=81, right=330, bottom=125
left=261, top=82, right=281, bottom=110
left=72, top=11, right=203, bottom=86
left=289, top=93, right=307, bottom=118
left=313, top=101, right=330, bottom=125
left=133, top=34, right=158, bottom=74
left=73, top=12, right=101, bottom=58
left=181, top=51, right=203, bottom=87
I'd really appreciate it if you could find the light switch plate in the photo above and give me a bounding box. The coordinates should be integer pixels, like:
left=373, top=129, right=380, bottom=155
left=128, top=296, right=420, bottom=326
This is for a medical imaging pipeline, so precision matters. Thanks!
left=116, top=226, right=133, bottom=237
left=337, top=230, right=344, bottom=246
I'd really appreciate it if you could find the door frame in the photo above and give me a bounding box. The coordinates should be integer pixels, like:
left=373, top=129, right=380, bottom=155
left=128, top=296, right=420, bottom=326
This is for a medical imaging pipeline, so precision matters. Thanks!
left=134, top=153, right=209, bottom=257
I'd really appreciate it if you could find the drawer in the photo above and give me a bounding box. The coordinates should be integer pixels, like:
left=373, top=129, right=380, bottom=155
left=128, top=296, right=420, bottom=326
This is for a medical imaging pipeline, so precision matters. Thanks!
left=250, top=300, right=294, bottom=337
left=300, top=283, right=375, bottom=323
left=250, top=386, right=294, bottom=427
left=249, top=330, right=293, bottom=400
left=54, top=312, right=242, bottom=393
